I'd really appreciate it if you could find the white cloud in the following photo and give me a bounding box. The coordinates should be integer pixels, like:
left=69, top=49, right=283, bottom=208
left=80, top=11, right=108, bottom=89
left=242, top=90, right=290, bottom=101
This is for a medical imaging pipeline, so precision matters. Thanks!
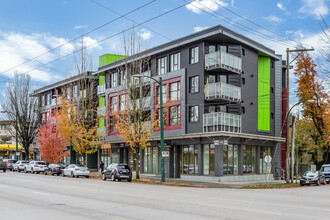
left=264, top=15, right=284, bottom=22
left=0, top=31, right=100, bottom=83
left=193, top=26, right=210, bottom=32
left=277, top=3, right=285, bottom=11
left=74, top=25, right=87, bottom=30
left=76, top=36, right=101, bottom=50
left=298, top=0, right=329, bottom=19
left=138, top=29, right=152, bottom=40
left=186, top=0, right=228, bottom=14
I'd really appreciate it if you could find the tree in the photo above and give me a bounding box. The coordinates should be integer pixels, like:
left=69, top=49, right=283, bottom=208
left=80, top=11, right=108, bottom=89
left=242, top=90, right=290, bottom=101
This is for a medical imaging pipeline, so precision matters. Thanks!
left=1, top=74, right=40, bottom=160
left=294, top=53, right=330, bottom=165
left=37, top=117, right=67, bottom=163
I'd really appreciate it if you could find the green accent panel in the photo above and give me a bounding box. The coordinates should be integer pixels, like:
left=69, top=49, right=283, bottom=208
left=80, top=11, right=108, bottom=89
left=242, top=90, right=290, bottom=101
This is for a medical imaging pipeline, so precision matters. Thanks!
left=258, top=56, right=270, bottom=131
left=99, top=54, right=126, bottom=67
left=99, top=119, right=105, bottom=127
left=99, top=74, right=105, bottom=85
left=72, top=146, right=77, bottom=151
left=99, top=96, right=105, bottom=107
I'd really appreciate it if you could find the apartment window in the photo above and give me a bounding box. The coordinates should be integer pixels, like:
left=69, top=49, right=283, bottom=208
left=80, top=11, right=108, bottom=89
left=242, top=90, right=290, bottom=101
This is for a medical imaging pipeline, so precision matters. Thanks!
left=242, top=48, right=245, bottom=56
left=220, top=75, right=227, bottom=83
left=242, top=78, right=246, bottom=85
left=157, top=85, right=167, bottom=104
left=209, top=45, right=216, bottom=53
left=41, top=95, right=45, bottom=106
left=170, top=105, right=180, bottom=126
left=110, top=96, right=118, bottom=112
left=209, top=106, right=215, bottom=113
left=170, top=52, right=180, bottom=72
left=109, top=116, right=117, bottom=133
left=219, top=105, right=227, bottom=113
left=190, top=46, right=199, bottom=64
left=189, top=76, right=199, bottom=93
left=170, top=82, right=180, bottom=101
left=1, top=125, right=7, bottom=130
left=241, top=106, right=245, bottom=114
left=220, top=45, right=227, bottom=52
left=121, top=70, right=127, bottom=85
left=73, top=85, right=78, bottom=98
left=189, top=106, right=199, bottom=122
left=120, top=94, right=127, bottom=111
left=47, top=93, right=51, bottom=105
left=110, top=73, right=118, bottom=88
left=157, top=57, right=167, bottom=75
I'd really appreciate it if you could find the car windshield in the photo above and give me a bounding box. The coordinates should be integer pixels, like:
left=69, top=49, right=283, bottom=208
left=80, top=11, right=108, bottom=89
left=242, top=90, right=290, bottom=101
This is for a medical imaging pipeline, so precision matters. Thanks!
left=8, top=160, right=16, bottom=163
left=321, top=166, right=330, bottom=172
left=304, top=171, right=317, bottom=176
left=21, top=161, right=29, bottom=164
left=76, top=164, right=85, bottom=167
left=118, top=165, right=129, bottom=169
left=36, top=162, right=46, bottom=165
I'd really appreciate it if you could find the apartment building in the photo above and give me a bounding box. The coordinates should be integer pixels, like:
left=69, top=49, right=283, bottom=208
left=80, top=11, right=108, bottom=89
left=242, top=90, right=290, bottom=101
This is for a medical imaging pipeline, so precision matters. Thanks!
left=95, top=25, right=286, bottom=182
left=0, top=120, right=23, bottom=159
left=32, top=71, right=99, bottom=168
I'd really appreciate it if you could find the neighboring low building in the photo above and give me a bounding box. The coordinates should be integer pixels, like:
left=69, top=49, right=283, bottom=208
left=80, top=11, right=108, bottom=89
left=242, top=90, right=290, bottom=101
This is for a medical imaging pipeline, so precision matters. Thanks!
left=0, top=120, right=23, bottom=159
left=95, top=24, right=286, bottom=182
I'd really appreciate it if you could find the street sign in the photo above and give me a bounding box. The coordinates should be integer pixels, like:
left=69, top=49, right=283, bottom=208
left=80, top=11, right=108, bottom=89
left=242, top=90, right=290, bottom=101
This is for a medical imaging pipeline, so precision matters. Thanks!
left=264, top=155, right=272, bottom=163
left=162, top=151, right=169, bottom=157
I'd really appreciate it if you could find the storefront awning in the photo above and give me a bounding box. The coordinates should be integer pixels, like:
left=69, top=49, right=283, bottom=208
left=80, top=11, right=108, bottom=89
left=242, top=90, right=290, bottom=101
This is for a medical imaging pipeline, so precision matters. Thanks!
left=0, top=144, right=23, bottom=151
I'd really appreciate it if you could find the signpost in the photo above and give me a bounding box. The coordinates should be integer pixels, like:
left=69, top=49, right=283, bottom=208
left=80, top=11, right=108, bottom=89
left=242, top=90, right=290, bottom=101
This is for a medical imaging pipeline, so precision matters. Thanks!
left=264, top=155, right=272, bottom=182
left=162, top=151, right=169, bottom=157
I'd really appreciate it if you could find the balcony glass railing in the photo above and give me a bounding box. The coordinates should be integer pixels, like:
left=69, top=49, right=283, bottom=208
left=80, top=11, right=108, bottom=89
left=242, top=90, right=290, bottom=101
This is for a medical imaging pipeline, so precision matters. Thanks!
left=204, top=82, right=241, bottom=101
left=205, top=51, right=242, bottom=72
left=203, top=112, right=241, bottom=133
left=97, top=106, right=107, bottom=117
left=97, top=84, right=105, bottom=95
left=97, top=127, right=106, bottom=136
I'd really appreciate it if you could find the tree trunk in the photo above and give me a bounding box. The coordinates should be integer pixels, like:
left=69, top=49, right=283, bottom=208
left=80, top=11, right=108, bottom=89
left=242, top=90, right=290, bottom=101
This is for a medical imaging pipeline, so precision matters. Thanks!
left=134, top=147, right=140, bottom=179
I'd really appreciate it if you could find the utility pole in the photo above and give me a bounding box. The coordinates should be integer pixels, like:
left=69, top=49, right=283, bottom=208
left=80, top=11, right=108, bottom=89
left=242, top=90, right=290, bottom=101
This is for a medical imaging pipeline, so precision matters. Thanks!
left=291, top=116, right=296, bottom=183
left=285, top=48, right=314, bottom=183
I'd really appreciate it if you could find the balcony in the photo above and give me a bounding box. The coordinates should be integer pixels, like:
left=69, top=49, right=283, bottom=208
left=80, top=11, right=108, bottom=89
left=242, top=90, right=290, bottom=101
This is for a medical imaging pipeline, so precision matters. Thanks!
left=205, top=51, right=242, bottom=74
left=97, top=84, right=105, bottom=96
left=97, top=106, right=107, bottom=117
left=97, top=127, right=106, bottom=137
left=204, top=82, right=241, bottom=102
left=203, top=112, right=241, bottom=133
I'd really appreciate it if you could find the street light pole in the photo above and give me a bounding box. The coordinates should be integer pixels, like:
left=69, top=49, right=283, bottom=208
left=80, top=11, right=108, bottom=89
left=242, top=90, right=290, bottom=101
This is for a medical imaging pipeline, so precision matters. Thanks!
left=134, top=74, right=165, bottom=183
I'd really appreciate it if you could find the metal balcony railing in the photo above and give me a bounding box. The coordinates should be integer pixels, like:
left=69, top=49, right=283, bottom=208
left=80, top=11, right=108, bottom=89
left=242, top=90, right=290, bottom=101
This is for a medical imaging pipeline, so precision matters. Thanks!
left=203, top=112, right=241, bottom=133
left=204, top=82, right=241, bottom=102
left=97, top=127, right=106, bottom=137
left=205, top=51, right=242, bottom=72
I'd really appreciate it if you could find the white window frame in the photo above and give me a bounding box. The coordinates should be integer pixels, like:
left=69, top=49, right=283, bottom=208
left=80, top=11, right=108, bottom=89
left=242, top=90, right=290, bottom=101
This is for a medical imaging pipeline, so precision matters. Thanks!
left=170, top=52, right=180, bottom=72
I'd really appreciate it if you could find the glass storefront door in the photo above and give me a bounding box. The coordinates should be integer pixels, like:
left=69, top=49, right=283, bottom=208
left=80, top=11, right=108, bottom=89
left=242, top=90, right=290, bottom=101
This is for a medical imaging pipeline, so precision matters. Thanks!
left=203, top=144, right=215, bottom=175
left=223, top=145, right=238, bottom=175
left=182, top=145, right=198, bottom=174
left=260, top=146, right=271, bottom=173
left=243, top=145, right=256, bottom=174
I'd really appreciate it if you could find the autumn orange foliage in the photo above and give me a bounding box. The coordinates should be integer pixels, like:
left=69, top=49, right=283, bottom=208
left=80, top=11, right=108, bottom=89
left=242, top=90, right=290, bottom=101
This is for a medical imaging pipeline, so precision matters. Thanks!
left=37, top=117, right=68, bottom=163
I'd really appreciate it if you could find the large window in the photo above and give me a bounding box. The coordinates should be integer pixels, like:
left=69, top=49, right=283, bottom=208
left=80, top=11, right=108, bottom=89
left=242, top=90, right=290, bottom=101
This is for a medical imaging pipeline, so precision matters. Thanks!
left=110, top=72, right=118, bottom=88
left=169, top=52, right=180, bottom=72
left=157, top=85, right=167, bottom=104
left=189, top=106, right=198, bottom=122
left=190, top=46, right=199, bottom=64
left=223, top=145, right=238, bottom=175
left=120, top=94, right=126, bottom=111
left=182, top=145, right=198, bottom=174
left=109, top=116, right=117, bottom=133
left=143, top=147, right=159, bottom=173
left=170, top=82, right=180, bottom=101
left=170, top=105, right=180, bottom=126
left=110, top=96, right=118, bottom=112
left=260, top=146, right=271, bottom=174
left=157, top=57, right=167, bottom=75
left=203, top=144, right=215, bottom=175
left=243, top=145, right=257, bottom=174
left=189, top=76, right=199, bottom=93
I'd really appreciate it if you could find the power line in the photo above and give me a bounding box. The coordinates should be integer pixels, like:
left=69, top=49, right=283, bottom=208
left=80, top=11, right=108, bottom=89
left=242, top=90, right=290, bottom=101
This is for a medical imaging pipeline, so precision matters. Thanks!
left=0, top=0, right=156, bottom=75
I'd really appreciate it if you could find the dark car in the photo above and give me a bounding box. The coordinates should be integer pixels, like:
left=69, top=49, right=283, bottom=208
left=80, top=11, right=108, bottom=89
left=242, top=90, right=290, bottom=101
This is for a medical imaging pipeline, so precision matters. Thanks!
left=3, top=159, right=17, bottom=171
left=102, top=163, right=132, bottom=182
left=0, top=157, right=6, bottom=172
left=320, top=164, right=330, bottom=184
left=300, top=171, right=327, bottom=186
left=44, top=164, right=65, bottom=176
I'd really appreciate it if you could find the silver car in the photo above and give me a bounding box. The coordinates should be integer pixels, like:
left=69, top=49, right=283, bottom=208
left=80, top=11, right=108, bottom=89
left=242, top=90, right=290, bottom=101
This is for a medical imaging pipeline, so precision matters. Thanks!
left=24, top=161, right=47, bottom=174
left=62, top=164, right=90, bottom=178
left=12, top=160, right=29, bottom=172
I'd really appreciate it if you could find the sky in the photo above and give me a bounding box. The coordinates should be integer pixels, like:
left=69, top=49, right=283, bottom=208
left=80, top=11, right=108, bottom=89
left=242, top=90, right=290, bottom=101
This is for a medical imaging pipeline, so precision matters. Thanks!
left=0, top=0, right=329, bottom=110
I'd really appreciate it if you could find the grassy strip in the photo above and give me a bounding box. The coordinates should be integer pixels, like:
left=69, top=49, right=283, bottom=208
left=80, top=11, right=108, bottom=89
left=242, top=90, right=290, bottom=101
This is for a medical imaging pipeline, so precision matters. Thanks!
left=243, top=183, right=300, bottom=189
left=132, top=178, right=207, bottom=188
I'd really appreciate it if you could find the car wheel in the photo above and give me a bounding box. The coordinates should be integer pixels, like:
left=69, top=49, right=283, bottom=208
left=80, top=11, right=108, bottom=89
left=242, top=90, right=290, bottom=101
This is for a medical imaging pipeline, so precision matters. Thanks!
left=102, top=173, right=106, bottom=181
left=71, top=172, right=75, bottom=178
left=85, top=176, right=89, bottom=178
left=3, top=169, right=6, bottom=173
left=128, top=178, right=132, bottom=182
left=36, top=171, right=40, bottom=174
left=17, top=169, right=20, bottom=172
left=44, top=171, right=47, bottom=175
left=51, top=173, right=54, bottom=176
left=76, top=176, right=79, bottom=178
left=112, top=174, right=115, bottom=182
left=10, top=168, right=12, bottom=171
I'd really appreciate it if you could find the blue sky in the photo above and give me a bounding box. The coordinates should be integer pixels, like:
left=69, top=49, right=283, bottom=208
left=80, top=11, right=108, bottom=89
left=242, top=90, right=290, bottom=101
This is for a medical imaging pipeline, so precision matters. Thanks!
left=0, top=0, right=329, bottom=107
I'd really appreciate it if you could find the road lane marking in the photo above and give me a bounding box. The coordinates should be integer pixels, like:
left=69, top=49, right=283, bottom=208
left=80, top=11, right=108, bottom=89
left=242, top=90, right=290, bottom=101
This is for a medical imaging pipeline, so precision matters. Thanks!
left=199, top=203, right=281, bottom=216
left=32, top=191, right=50, bottom=196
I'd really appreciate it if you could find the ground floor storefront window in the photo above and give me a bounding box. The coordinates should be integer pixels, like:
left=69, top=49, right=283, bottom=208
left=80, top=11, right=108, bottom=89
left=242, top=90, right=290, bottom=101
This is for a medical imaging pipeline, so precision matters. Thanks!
left=203, top=144, right=215, bottom=175
left=223, top=145, right=238, bottom=175
left=260, top=146, right=271, bottom=173
left=243, top=145, right=256, bottom=174
left=181, top=145, right=198, bottom=174
left=143, top=147, right=159, bottom=173
left=101, top=148, right=119, bottom=168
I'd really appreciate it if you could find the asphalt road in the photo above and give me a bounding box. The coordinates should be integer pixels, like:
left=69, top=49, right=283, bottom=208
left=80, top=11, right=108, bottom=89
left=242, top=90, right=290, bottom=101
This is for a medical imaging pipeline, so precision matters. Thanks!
left=0, top=172, right=329, bottom=220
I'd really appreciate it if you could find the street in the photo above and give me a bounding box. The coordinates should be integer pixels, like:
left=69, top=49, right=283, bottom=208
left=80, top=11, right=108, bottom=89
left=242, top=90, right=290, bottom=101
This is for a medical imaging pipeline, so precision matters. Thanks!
left=0, top=172, right=330, bottom=220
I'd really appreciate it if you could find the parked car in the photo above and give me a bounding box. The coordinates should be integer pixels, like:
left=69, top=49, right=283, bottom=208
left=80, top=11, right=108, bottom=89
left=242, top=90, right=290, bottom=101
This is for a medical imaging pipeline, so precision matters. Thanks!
left=102, top=163, right=132, bottom=182
left=24, top=161, right=47, bottom=174
left=44, top=164, right=64, bottom=176
left=300, top=171, right=327, bottom=186
left=3, top=159, right=17, bottom=171
left=62, top=164, right=90, bottom=178
left=12, top=160, right=29, bottom=172
left=0, top=157, right=6, bottom=172
left=320, top=164, right=330, bottom=184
